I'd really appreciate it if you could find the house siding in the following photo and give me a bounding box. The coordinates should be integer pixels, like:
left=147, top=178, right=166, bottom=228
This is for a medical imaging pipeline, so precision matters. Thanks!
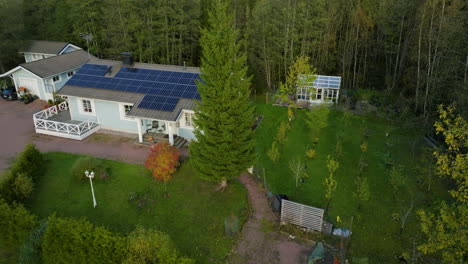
left=24, top=53, right=54, bottom=63
left=178, top=127, right=196, bottom=140
left=51, top=70, right=78, bottom=93
left=68, top=96, right=138, bottom=134
left=12, top=69, right=46, bottom=100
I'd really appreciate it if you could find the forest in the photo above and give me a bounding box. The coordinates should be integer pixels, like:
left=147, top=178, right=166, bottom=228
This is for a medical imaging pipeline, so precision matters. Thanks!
left=0, top=0, right=467, bottom=122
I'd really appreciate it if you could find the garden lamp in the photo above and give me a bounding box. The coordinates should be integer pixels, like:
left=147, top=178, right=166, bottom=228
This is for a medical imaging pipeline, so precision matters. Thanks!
left=85, top=170, right=97, bottom=208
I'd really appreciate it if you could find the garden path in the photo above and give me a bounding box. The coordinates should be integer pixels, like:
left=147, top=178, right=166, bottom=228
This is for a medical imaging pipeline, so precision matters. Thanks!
left=229, top=173, right=311, bottom=264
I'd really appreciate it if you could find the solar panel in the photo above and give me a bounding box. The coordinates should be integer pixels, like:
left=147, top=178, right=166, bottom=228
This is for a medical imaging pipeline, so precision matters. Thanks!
left=67, top=64, right=201, bottom=113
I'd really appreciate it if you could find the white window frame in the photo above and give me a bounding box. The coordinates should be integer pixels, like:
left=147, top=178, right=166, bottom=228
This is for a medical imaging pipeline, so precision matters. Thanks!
left=52, top=75, right=61, bottom=83
left=184, top=112, right=194, bottom=127
left=79, top=98, right=96, bottom=116
left=297, top=87, right=310, bottom=101
left=67, top=71, right=75, bottom=78
left=119, top=103, right=135, bottom=121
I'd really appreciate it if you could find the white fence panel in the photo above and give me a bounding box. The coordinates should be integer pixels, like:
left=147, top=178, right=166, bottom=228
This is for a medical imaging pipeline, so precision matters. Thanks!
left=280, top=200, right=324, bottom=232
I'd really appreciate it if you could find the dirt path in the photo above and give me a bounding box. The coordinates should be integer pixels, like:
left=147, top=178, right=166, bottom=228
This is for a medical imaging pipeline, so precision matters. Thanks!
left=229, top=173, right=311, bottom=264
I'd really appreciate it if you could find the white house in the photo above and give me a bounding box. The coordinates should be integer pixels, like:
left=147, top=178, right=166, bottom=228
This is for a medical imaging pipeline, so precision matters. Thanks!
left=0, top=42, right=93, bottom=101
left=31, top=56, right=200, bottom=148
left=296, top=75, right=341, bottom=104
left=19, top=40, right=81, bottom=63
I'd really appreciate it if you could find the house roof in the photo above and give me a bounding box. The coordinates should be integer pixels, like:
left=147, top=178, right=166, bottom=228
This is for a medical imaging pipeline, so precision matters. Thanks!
left=19, top=40, right=70, bottom=55
left=126, top=98, right=196, bottom=121
left=20, top=50, right=95, bottom=78
left=58, top=59, right=201, bottom=121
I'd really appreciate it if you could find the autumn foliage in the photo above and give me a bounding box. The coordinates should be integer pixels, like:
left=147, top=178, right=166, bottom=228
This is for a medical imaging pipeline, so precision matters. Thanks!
left=145, top=142, right=180, bottom=183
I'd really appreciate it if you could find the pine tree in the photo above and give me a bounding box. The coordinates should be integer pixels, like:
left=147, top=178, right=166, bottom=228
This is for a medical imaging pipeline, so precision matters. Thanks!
left=190, top=0, right=254, bottom=190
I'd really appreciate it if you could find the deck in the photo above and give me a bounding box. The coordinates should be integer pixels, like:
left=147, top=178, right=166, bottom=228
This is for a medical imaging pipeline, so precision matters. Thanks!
left=33, top=102, right=100, bottom=140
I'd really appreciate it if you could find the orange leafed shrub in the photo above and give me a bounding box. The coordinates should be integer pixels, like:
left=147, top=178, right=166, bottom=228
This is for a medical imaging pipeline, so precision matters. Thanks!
left=144, top=142, right=180, bottom=182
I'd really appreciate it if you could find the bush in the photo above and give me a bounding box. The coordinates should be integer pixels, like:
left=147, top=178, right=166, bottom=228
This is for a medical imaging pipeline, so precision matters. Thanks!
left=0, top=199, right=37, bottom=251
left=41, top=215, right=125, bottom=264
left=267, top=141, right=280, bottom=162
left=306, top=149, right=316, bottom=160
left=0, top=171, right=16, bottom=202
left=13, top=173, right=34, bottom=201
left=71, top=156, right=109, bottom=181
left=123, top=226, right=194, bottom=264
left=10, top=144, right=44, bottom=182
left=18, top=219, right=48, bottom=264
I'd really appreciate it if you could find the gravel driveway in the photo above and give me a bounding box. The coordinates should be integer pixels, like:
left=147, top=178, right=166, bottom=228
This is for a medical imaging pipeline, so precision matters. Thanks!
left=0, top=99, right=149, bottom=173
left=0, top=99, right=44, bottom=171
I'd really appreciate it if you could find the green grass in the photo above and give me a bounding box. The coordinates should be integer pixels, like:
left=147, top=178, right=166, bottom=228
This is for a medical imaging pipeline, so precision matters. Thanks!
left=254, top=102, right=450, bottom=262
left=28, top=152, right=248, bottom=264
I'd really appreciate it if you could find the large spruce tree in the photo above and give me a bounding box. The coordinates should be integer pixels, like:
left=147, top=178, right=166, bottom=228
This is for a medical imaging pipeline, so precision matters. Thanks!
left=190, top=0, right=254, bottom=189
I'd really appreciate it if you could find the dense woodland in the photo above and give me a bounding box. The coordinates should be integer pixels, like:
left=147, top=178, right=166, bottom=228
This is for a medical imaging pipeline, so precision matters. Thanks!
left=0, top=0, right=467, bottom=119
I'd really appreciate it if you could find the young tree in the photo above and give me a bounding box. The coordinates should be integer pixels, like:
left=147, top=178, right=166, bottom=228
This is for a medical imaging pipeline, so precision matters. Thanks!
left=279, top=56, right=317, bottom=99
left=305, top=106, right=330, bottom=144
left=418, top=105, right=468, bottom=263
left=190, top=0, right=255, bottom=190
left=324, top=155, right=339, bottom=211
left=145, top=142, right=180, bottom=195
left=354, top=176, right=370, bottom=209
left=289, top=157, right=307, bottom=188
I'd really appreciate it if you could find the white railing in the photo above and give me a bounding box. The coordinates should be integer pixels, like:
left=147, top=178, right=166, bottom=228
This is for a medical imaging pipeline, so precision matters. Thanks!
left=33, top=101, right=68, bottom=120
left=33, top=101, right=99, bottom=137
left=34, top=117, right=98, bottom=135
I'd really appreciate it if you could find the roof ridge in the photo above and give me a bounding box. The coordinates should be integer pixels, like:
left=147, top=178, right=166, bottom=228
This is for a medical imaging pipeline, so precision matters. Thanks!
left=20, top=49, right=89, bottom=67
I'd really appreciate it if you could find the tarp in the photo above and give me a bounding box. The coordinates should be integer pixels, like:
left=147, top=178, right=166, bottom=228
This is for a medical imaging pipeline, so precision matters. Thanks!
left=307, top=242, right=325, bottom=264
left=332, top=228, right=352, bottom=237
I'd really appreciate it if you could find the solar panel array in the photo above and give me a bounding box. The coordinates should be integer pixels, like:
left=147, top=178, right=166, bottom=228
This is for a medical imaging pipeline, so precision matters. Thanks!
left=312, top=75, right=341, bottom=89
left=67, top=64, right=201, bottom=112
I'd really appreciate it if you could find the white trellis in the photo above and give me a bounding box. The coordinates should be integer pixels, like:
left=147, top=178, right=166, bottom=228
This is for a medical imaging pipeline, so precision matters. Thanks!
left=280, top=200, right=324, bottom=232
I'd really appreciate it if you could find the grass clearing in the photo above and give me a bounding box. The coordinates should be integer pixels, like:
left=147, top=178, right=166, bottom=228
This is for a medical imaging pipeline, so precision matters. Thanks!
left=254, top=102, right=450, bottom=262
left=28, top=152, right=248, bottom=263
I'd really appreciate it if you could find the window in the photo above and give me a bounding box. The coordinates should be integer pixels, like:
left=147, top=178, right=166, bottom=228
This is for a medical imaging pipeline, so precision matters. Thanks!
left=297, top=87, right=310, bottom=101
left=185, top=112, right=194, bottom=127
left=82, top=99, right=93, bottom=113
left=120, top=104, right=135, bottom=121
left=316, top=89, right=322, bottom=100
left=67, top=71, right=75, bottom=78
left=124, top=104, right=133, bottom=113
left=52, top=75, right=61, bottom=82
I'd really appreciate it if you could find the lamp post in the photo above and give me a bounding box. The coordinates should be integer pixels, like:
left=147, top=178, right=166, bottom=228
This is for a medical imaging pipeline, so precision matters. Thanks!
left=85, top=170, right=97, bottom=208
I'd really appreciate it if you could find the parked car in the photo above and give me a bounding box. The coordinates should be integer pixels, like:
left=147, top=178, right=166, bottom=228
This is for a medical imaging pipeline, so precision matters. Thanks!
left=1, top=87, right=18, bottom=100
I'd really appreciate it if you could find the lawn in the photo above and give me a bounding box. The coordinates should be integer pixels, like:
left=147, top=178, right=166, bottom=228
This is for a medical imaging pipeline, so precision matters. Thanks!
left=28, top=152, right=248, bottom=264
left=254, top=102, right=450, bottom=262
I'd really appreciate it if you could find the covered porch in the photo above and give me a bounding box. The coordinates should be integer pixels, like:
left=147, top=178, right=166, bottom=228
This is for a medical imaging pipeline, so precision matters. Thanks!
left=135, top=118, right=188, bottom=148
left=33, top=101, right=100, bottom=140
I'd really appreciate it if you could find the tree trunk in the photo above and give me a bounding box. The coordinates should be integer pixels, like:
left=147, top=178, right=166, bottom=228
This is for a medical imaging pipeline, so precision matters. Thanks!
left=416, top=6, right=426, bottom=112
left=215, top=178, right=228, bottom=191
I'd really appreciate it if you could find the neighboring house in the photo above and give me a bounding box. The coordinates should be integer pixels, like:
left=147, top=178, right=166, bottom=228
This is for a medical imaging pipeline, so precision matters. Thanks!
left=32, top=56, right=200, bottom=147
left=296, top=75, right=341, bottom=104
left=0, top=49, right=94, bottom=101
left=19, top=40, right=81, bottom=63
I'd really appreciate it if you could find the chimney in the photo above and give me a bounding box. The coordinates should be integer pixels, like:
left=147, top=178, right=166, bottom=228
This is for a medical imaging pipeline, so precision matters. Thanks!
left=121, top=52, right=133, bottom=66
left=183, top=61, right=186, bottom=70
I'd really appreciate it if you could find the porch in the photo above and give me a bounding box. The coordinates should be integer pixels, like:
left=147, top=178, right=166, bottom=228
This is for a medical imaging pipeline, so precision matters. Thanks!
left=33, top=101, right=100, bottom=140
left=141, top=132, right=189, bottom=148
